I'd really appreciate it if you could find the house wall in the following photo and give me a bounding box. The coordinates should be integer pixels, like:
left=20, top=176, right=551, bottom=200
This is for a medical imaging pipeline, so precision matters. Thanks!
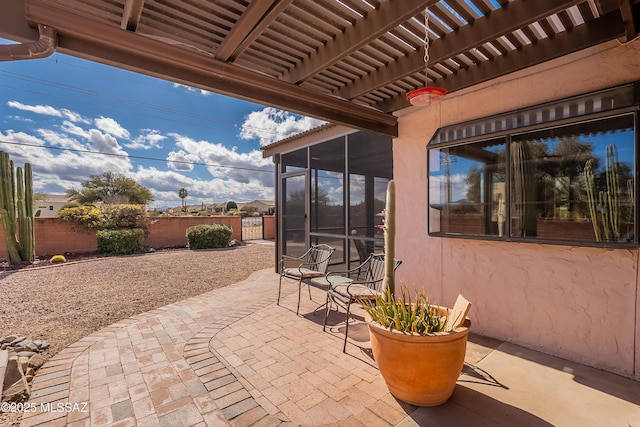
left=394, top=38, right=640, bottom=380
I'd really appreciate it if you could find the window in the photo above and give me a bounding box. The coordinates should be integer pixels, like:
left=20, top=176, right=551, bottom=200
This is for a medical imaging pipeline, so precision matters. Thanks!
left=428, top=84, right=638, bottom=247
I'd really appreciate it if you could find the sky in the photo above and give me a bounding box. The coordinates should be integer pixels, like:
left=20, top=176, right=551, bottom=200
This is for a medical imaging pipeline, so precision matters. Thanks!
left=0, top=45, right=325, bottom=209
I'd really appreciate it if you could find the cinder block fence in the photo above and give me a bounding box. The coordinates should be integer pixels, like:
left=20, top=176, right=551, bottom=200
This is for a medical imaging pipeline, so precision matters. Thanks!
left=0, top=216, right=245, bottom=260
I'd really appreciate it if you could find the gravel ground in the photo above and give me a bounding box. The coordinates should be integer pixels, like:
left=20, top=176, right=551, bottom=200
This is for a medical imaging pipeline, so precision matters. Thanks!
left=0, top=242, right=274, bottom=426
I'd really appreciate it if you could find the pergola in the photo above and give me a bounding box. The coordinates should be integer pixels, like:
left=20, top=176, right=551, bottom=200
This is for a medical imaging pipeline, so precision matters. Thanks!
left=0, top=0, right=638, bottom=137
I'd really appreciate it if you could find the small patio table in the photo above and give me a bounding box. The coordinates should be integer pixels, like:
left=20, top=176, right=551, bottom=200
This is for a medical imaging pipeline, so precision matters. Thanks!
left=310, top=275, right=353, bottom=315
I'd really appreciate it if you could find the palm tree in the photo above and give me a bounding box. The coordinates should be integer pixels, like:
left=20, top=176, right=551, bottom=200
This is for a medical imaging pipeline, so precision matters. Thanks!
left=179, top=188, right=188, bottom=212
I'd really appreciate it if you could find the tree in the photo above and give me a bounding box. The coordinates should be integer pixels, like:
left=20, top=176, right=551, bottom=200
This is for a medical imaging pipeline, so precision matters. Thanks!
left=226, top=200, right=237, bottom=211
left=66, top=172, right=153, bottom=205
left=178, top=188, right=188, bottom=212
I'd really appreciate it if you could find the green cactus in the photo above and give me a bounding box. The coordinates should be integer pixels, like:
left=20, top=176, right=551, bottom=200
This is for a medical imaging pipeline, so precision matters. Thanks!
left=0, top=152, right=35, bottom=264
left=511, top=141, right=537, bottom=237
left=381, top=180, right=396, bottom=297
left=584, top=144, right=621, bottom=242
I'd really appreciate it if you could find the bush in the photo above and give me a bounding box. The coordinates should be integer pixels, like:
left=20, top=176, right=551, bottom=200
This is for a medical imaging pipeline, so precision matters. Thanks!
left=186, top=224, right=232, bottom=249
left=97, top=228, right=145, bottom=255
left=57, top=204, right=148, bottom=233
left=49, top=254, right=67, bottom=264
left=100, top=204, right=148, bottom=232
left=57, top=205, right=104, bottom=231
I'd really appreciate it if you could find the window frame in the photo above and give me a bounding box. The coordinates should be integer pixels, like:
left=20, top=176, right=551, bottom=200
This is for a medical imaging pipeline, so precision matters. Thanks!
left=427, top=85, right=639, bottom=249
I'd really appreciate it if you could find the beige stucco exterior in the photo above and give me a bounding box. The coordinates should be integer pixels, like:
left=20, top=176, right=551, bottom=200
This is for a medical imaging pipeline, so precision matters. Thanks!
left=394, top=38, right=640, bottom=380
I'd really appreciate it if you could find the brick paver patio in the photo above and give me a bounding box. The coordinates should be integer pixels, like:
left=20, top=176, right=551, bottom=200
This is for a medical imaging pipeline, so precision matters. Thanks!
left=18, top=265, right=640, bottom=426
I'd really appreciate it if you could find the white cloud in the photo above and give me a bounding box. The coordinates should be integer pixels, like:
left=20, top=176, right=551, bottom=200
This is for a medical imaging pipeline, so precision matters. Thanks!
left=94, top=116, right=130, bottom=139
left=133, top=165, right=273, bottom=208
left=125, top=129, right=165, bottom=150
left=2, top=103, right=278, bottom=208
left=60, top=121, right=90, bottom=139
left=7, top=101, right=62, bottom=117
left=172, top=83, right=211, bottom=96
left=61, top=109, right=90, bottom=123
left=168, top=133, right=273, bottom=186
left=239, top=107, right=325, bottom=147
left=166, top=149, right=199, bottom=171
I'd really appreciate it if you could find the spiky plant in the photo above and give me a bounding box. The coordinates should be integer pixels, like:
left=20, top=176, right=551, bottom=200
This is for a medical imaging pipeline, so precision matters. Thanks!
left=0, top=152, right=35, bottom=265
left=363, top=287, right=448, bottom=334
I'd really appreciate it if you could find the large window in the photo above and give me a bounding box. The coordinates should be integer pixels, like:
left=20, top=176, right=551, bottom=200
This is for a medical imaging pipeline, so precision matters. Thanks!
left=428, top=85, right=638, bottom=247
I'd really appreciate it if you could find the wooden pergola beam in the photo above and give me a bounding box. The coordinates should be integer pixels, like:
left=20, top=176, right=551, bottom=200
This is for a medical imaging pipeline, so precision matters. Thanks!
left=376, top=10, right=626, bottom=112
left=24, top=0, right=398, bottom=137
left=280, top=0, right=439, bottom=85
left=337, top=0, right=585, bottom=100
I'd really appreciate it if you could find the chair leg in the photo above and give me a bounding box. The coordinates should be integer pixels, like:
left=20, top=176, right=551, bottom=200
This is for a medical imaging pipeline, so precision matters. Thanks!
left=307, top=281, right=312, bottom=300
left=296, top=278, right=302, bottom=315
left=323, top=292, right=331, bottom=332
left=277, top=275, right=283, bottom=306
left=343, top=300, right=352, bottom=353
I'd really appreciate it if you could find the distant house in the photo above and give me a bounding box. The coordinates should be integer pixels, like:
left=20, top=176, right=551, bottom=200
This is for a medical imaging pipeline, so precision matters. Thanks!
left=238, top=200, right=274, bottom=215
left=35, top=195, right=72, bottom=218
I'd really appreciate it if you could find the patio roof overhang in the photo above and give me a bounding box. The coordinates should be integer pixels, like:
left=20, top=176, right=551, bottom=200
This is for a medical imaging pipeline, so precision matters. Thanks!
left=1, top=0, right=637, bottom=138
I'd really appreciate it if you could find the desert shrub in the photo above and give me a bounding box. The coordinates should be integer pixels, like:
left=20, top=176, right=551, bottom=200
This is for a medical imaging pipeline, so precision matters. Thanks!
left=57, top=204, right=148, bottom=233
left=100, top=204, right=148, bottom=232
left=186, top=224, right=232, bottom=249
left=49, top=254, right=67, bottom=264
left=57, top=205, right=104, bottom=231
left=97, top=228, right=145, bottom=255
left=60, top=202, right=81, bottom=210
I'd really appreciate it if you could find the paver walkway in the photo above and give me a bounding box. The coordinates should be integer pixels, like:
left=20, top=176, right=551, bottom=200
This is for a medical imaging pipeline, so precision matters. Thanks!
left=18, top=268, right=640, bottom=426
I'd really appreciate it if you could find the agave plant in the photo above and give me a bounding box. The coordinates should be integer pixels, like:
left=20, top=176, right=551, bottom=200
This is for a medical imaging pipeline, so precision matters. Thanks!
left=363, top=288, right=448, bottom=334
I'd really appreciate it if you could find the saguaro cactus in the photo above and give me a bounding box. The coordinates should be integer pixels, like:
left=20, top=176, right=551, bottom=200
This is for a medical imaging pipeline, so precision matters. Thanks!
left=0, top=152, right=35, bottom=264
left=584, top=144, right=621, bottom=242
left=381, top=180, right=396, bottom=297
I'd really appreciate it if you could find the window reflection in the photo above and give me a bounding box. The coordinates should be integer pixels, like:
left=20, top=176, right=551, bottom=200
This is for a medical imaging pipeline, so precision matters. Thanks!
left=428, top=113, right=636, bottom=245
left=429, top=139, right=507, bottom=236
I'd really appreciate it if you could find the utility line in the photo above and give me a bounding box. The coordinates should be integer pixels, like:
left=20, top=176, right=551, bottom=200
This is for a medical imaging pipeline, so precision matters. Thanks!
left=0, top=70, right=298, bottom=138
left=0, top=139, right=273, bottom=173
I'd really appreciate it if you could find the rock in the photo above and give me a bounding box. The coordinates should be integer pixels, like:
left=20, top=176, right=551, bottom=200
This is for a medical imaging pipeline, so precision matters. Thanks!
left=18, top=357, right=29, bottom=373
left=15, top=341, right=38, bottom=353
left=27, top=354, right=47, bottom=370
left=9, top=336, right=26, bottom=346
left=33, top=340, right=49, bottom=350
left=1, top=378, right=30, bottom=402
left=15, top=351, right=37, bottom=358
left=0, top=335, right=19, bottom=345
left=3, top=357, right=21, bottom=391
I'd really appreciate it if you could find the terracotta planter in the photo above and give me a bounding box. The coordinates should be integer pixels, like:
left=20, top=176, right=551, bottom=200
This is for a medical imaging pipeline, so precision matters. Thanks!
left=367, top=311, right=471, bottom=407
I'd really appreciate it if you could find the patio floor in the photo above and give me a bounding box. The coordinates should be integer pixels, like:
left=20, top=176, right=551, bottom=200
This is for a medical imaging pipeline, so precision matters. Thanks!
left=19, top=267, right=640, bottom=426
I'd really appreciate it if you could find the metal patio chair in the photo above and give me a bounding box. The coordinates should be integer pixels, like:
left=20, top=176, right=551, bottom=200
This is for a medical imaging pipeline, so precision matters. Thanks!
left=277, top=244, right=335, bottom=315
left=323, top=253, right=402, bottom=352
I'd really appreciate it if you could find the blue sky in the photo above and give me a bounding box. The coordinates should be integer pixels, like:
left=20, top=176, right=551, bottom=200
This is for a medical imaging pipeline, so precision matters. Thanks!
left=0, top=46, right=324, bottom=209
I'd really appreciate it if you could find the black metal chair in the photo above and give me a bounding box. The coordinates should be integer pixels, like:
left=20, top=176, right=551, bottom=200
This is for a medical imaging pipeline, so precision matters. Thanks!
left=323, top=253, right=402, bottom=352
left=277, top=244, right=335, bottom=315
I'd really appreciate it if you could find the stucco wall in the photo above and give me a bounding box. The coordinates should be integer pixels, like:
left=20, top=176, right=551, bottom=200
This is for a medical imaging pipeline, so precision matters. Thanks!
left=0, top=216, right=242, bottom=258
left=394, top=38, right=640, bottom=379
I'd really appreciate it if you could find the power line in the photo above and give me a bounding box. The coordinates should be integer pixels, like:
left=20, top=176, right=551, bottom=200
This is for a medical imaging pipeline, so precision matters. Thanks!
left=0, top=139, right=274, bottom=173
left=0, top=69, right=299, bottom=138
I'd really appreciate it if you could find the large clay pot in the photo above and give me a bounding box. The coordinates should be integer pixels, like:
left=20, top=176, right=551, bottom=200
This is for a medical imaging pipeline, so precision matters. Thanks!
left=367, top=312, right=470, bottom=407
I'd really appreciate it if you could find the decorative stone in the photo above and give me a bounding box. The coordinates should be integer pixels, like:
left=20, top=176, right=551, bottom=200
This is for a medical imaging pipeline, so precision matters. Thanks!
left=0, top=335, right=19, bottom=345
left=3, top=357, right=20, bottom=390
left=27, top=354, right=46, bottom=370
left=15, top=351, right=37, bottom=358
left=2, top=378, right=30, bottom=402
left=33, top=340, right=49, bottom=350
left=9, top=336, right=26, bottom=346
